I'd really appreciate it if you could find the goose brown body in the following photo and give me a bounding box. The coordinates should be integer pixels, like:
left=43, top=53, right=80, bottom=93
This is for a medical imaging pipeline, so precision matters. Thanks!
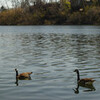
left=78, top=78, right=95, bottom=85
left=74, top=69, right=95, bottom=85
left=15, top=69, right=32, bottom=79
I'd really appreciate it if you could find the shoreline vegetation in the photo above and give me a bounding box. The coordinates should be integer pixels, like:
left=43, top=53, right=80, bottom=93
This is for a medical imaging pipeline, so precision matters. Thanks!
left=0, top=0, right=100, bottom=25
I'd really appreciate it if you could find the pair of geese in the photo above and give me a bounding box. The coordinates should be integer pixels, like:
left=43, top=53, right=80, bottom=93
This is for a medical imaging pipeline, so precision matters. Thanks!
left=15, top=69, right=95, bottom=85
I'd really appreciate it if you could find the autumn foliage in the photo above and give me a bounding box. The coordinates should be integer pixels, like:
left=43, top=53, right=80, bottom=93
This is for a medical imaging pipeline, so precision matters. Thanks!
left=0, top=2, right=100, bottom=25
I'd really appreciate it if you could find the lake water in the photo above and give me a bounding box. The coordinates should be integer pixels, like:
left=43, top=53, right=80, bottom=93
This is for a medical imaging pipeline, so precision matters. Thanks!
left=0, top=26, right=100, bottom=100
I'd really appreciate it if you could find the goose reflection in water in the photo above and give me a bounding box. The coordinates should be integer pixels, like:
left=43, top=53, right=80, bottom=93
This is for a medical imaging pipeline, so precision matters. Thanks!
left=73, top=83, right=96, bottom=94
left=15, top=77, right=32, bottom=86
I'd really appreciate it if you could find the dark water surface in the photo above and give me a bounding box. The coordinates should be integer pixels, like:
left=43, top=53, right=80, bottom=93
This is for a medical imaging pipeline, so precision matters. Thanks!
left=0, top=26, right=100, bottom=100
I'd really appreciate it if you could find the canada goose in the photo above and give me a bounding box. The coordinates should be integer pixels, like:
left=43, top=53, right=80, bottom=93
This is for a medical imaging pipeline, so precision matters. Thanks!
left=74, top=69, right=95, bottom=85
left=15, top=69, right=33, bottom=80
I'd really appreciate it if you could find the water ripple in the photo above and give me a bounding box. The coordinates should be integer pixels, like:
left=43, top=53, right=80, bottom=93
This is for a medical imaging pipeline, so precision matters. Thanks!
left=0, top=26, right=100, bottom=100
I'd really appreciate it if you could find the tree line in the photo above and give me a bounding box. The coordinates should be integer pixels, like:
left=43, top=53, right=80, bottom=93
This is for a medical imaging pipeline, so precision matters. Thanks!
left=0, top=0, right=100, bottom=25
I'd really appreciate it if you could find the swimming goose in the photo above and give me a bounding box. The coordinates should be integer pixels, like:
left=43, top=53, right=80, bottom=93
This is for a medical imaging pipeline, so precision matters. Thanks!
left=74, top=69, right=95, bottom=85
left=15, top=69, right=33, bottom=80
